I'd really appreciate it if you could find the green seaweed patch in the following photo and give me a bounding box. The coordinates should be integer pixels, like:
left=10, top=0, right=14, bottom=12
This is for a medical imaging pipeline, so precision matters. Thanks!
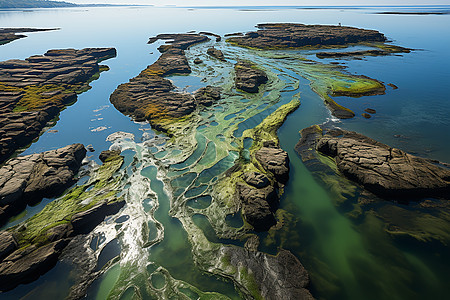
left=9, top=155, right=124, bottom=248
left=238, top=266, right=263, bottom=300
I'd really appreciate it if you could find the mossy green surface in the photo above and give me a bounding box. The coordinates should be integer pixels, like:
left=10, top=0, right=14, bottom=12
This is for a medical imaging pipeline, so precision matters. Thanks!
left=9, top=155, right=124, bottom=248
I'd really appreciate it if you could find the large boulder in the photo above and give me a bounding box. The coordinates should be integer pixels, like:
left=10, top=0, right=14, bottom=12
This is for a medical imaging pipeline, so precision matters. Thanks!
left=298, top=126, right=450, bottom=200
left=234, top=60, right=268, bottom=93
left=255, top=142, right=290, bottom=184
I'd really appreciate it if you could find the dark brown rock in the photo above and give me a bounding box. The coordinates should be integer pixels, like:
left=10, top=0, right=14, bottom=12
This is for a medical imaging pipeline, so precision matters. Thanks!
left=0, top=47, right=116, bottom=163
left=365, top=108, right=376, bottom=114
left=235, top=60, right=268, bottom=93
left=193, top=57, right=203, bottom=64
left=243, top=172, right=270, bottom=188
left=99, top=149, right=121, bottom=163
left=362, top=113, right=372, bottom=118
left=194, top=85, right=221, bottom=107
left=0, top=28, right=58, bottom=46
left=300, top=126, right=450, bottom=200
left=255, top=144, right=290, bottom=184
left=228, top=23, right=387, bottom=49
left=238, top=183, right=277, bottom=231
left=0, top=231, right=17, bottom=261
left=0, top=144, right=86, bottom=225
left=207, top=47, right=226, bottom=61
left=388, top=83, right=399, bottom=89
left=0, top=239, right=68, bottom=292
left=71, top=199, right=125, bottom=235
left=111, top=34, right=210, bottom=133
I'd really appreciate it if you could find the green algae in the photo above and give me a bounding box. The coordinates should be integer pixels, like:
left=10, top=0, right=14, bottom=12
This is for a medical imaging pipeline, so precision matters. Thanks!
left=10, top=154, right=124, bottom=248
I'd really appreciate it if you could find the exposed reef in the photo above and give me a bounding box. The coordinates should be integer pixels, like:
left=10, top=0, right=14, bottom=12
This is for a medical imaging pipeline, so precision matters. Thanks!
left=0, top=28, right=59, bottom=46
left=315, top=45, right=411, bottom=58
left=227, top=23, right=387, bottom=49
left=110, top=33, right=220, bottom=134
left=0, top=143, right=86, bottom=226
left=234, top=60, right=268, bottom=93
left=0, top=47, right=116, bottom=164
left=0, top=152, right=125, bottom=292
left=295, top=125, right=450, bottom=200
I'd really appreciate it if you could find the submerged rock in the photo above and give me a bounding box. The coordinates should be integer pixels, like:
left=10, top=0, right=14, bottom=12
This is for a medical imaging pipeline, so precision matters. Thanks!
left=296, top=125, right=450, bottom=200
left=234, top=60, right=268, bottom=93
left=222, top=246, right=313, bottom=299
left=0, top=143, right=86, bottom=225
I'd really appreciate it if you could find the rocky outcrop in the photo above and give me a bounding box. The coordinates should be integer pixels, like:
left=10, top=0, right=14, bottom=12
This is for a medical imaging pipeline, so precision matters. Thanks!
left=0, top=153, right=125, bottom=292
left=238, top=183, right=277, bottom=231
left=0, top=28, right=58, bottom=46
left=255, top=141, right=290, bottom=184
left=111, top=34, right=211, bottom=133
left=296, top=125, right=450, bottom=200
left=238, top=141, right=290, bottom=231
left=0, top=47, right=116, bottom=163
left=222, top=246, right=313, bottom=299
left=234, top=60, right=268, bottom=93
left=0, top=239, right=69, bottom=291
left=99, top=149, right=121, bottom=163
left=315, top=45, right=411, bottom=58
left=227, top=23, right=387, bottom=49
left=207, top=47, right=226, bottom=61
left=193, top=85, right=221, bottom=107
left=0, top=143, right=86, bottom=225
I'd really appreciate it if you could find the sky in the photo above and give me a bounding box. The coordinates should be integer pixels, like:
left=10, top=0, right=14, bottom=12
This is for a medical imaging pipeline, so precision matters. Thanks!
left=69, top=0, right=450, bottom=6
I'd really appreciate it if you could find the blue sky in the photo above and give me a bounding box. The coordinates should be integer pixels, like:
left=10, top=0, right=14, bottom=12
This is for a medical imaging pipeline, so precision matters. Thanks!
left=70, top=0, right=450, bottom=6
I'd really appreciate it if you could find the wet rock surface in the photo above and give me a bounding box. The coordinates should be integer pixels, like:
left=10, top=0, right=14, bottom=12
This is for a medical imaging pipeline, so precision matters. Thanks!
left=255, top=141, right=290, bottom=184
left=316, top=46, right=410, bottom=58
left=0, top=143, right=86, bottom=225
left=111, top=34, right=211, bottom=132
left=0, top=28, right=58, bottom=46
left=296, top=125, right=450, bottom=200
left=228, top=23, right=387, bottom=49
left=193, top=85, right=221, bottom=107
left=0, top=47, right=116, bottom=163
left=0, top=239, right=68, bottom=292
left=239, top=142, right=291, bottom=231
left=0, top=154, right=125, bottom=292
left=234, top=60, right=268, bottom=93
left=207, top=47, right=226, bottom=61
left=222, top=246, right=313, bottom=299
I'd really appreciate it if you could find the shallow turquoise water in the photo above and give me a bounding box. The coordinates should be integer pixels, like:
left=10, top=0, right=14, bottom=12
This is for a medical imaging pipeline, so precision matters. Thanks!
left=0, top=5, right=449, bottom=300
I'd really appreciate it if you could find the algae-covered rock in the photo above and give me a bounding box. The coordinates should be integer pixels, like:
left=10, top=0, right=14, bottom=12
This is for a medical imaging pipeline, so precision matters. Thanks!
left=0, top=47, right=116, bottom=163
left=222, top=246, right=313, bottom=299
left=0, top=143, right=86, bottom=225
left=0, top=153, right=125, bottom=291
